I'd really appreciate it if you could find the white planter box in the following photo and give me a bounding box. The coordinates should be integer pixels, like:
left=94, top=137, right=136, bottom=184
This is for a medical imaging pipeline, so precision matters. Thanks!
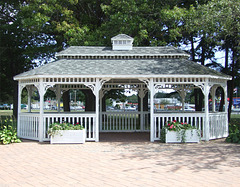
left=166, top=129, right=200, bottom=143
left=50, top=129, right=86, bottom=144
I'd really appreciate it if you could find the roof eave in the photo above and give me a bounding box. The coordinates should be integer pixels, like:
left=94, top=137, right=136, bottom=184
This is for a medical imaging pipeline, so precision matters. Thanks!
left=14, top=74, right=232, bottom=81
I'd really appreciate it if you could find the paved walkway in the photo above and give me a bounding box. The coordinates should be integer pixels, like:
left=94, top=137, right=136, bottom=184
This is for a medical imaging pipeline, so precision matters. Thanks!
left=1, top=135, right=240, bottom=187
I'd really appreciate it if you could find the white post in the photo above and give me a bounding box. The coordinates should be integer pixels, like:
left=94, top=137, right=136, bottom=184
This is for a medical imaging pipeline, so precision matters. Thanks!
left=204, top=80, right=210, bottom=141
left=150, top=78, right=155, bottom=142
left=99, top=91, right=103, bottom=132
left=27, top=85, right=32, bottom=113
left=224, top=85, right=228, bottom=113
left=38, top=79, right=44, bottom=142
left=56, top=85, right=61, bottom=113
left=95, top=78, right=100, bottom=142
left=179, top=89, right=186, bottom=112
left=140, top=95, right=144, bottom=131
left=211, top=86, right=217, bottom=112
left=17, top=82, right=22, bottom=137
left=138, top=87, right=144, bottom=131
left=224, top=85, right=228, bottom=136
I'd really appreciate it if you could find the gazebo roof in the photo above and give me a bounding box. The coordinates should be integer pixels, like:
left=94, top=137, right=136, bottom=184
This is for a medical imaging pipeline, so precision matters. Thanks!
left=13, top=33, right=231, bottom=81
left=56, top=46, right=188, bottom=58
left=14, top=56, right=230, bottom=80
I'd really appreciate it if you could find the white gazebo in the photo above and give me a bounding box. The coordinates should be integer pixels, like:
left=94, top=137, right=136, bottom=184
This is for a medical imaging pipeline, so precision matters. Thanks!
left=14, top=34, right=231, bottom=142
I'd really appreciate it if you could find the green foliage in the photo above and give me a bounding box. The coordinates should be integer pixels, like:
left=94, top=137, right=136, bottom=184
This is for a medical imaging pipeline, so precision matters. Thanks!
left=0, top=116, right=17, bottom=130
left=0, top=117, right=21, bottom=145
left=105, top=98, right=113, bottom=107
left=47, top=122, right=84, bottom=137
left=0, top=126, right=21, bottom=145
left=226, top=122, right=240, bottom=144
left=127, top=94, right=138, bottom=103
left=105, top=90, right=126, bottom=103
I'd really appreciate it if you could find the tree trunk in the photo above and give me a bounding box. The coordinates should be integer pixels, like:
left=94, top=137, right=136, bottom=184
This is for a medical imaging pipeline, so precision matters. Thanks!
left=201, top=35, right=206, bottom=66
left=194, top=89, right=203, bottom=111
left=228, top=48, right=236, bottom=121
left=190, top=35, right=195, bottom=61
left=228, top=80, right=234, bottom=121
left=62, top=90, right=70, bottom=112
left=82, top=90, right=95, bottom=111
left=13, top=81, right=18, bottom=119
left=143, top=92, right=149, bottom=111
left=225, top=45, right=229, bottom=73
left=102, top=95, right=106, bottom=112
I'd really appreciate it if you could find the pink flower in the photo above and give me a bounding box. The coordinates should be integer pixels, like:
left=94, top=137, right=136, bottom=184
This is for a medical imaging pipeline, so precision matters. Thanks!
left=170, top=125, right=174, bottom=129
left=173, top=120, right=177, bottom=123
left=168, top=123, right=171, bottom=126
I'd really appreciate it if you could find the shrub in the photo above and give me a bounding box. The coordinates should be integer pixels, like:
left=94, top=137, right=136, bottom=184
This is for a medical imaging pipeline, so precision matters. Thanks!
left=0, top=117, right=21, bottom=145
left=226, top=123, right=240, bottom=144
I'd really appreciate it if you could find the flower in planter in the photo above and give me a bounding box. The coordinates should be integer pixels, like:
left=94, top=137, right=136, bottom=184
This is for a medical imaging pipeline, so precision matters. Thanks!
left=165, top=120, right=196, bottom=131
left=48, top=122, right=84, bottom=137
left=160, top=120, right=200, bottom=143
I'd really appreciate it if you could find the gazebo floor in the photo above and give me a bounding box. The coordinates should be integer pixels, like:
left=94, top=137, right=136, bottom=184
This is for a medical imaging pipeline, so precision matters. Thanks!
left=99, top=132, right=150, bottom=142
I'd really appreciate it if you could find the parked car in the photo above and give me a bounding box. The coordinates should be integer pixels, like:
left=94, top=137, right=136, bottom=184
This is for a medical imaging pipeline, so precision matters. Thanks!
left=21, top=104, right=27, bottom=109
left=182, top=106, right=195, bottom=111
left=0, top=104, right=10, bottom=110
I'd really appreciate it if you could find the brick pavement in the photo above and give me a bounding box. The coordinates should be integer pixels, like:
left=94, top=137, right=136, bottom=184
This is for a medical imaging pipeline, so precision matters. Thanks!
left=0, top=136, right=240, bottom=187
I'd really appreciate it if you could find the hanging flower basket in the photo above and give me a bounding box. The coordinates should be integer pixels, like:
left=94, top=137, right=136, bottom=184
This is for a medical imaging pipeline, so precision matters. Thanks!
left=161, top=120, right=200, bottom=143
left=48, top=122, right=85, bottom=144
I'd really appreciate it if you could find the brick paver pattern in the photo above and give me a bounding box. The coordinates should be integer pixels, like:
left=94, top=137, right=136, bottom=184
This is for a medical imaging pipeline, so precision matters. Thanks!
left=1, top=138, right=240, bottom=187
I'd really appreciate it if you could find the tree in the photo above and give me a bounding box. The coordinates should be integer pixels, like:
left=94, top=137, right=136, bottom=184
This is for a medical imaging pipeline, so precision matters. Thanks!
left=193, top=0, right=240, bottom=120
left=0, top=0, right=37, bottom=117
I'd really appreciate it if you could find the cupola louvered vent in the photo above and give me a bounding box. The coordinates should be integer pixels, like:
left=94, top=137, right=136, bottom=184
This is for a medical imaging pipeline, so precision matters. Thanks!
left=111, top=34, right=134, bottom=50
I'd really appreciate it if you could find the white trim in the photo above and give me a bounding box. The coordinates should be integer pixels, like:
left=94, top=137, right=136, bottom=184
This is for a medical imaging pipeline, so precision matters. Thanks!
left=55, top=53, right=190, bottom=58
left=14, top=74, right=231, bottom=81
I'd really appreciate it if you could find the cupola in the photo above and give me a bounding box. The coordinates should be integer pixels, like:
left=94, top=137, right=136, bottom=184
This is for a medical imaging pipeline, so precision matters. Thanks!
left=111, top=34, right=134, bottom=50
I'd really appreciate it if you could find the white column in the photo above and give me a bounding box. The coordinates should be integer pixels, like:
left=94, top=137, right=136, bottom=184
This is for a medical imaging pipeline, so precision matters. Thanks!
left=95, top=78, right=100, bottom=142
left=38, top=79, right=45, bottom=142
left=204, top=80, right=210, bottom=141
left=140, top=95, right=144, bottom=131
left=99, top=90, right=103, bottom=132
left=17, top=83, right=23, bottom=137
left=150, top=78, right=155, bottom=142
left=27, top=85, right=32, bottom=113
left=224, top=85, right=228, bottom=113
left=179, top=89, right=186, bottom=112
left=210, top=86, right=217, bottom=112
left=224, top=84, right=228, bottom=136
left=56, top=85, right=61, bottom=113
left=138, top=88, right=144, bottom=131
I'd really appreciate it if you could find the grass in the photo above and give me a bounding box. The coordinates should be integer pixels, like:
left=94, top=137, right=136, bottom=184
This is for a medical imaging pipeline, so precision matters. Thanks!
left=231, top=114, right=240, bottom=119
left=0, top=110, right=13, bottom=116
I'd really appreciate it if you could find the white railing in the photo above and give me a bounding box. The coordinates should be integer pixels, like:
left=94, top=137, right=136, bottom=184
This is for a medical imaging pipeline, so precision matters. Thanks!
left=18, top=113, right=39, bottom=140
left=153, top=112, right=205, bottom=141
left=209, top=112, right=228, bottom=139
left=18, top=111, right=228, bottom=142
left=43, top=113, right=96, bottom=141
left=18, top=113, right=96, bottom=141
left=101, top=111, right=150, bottom=132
